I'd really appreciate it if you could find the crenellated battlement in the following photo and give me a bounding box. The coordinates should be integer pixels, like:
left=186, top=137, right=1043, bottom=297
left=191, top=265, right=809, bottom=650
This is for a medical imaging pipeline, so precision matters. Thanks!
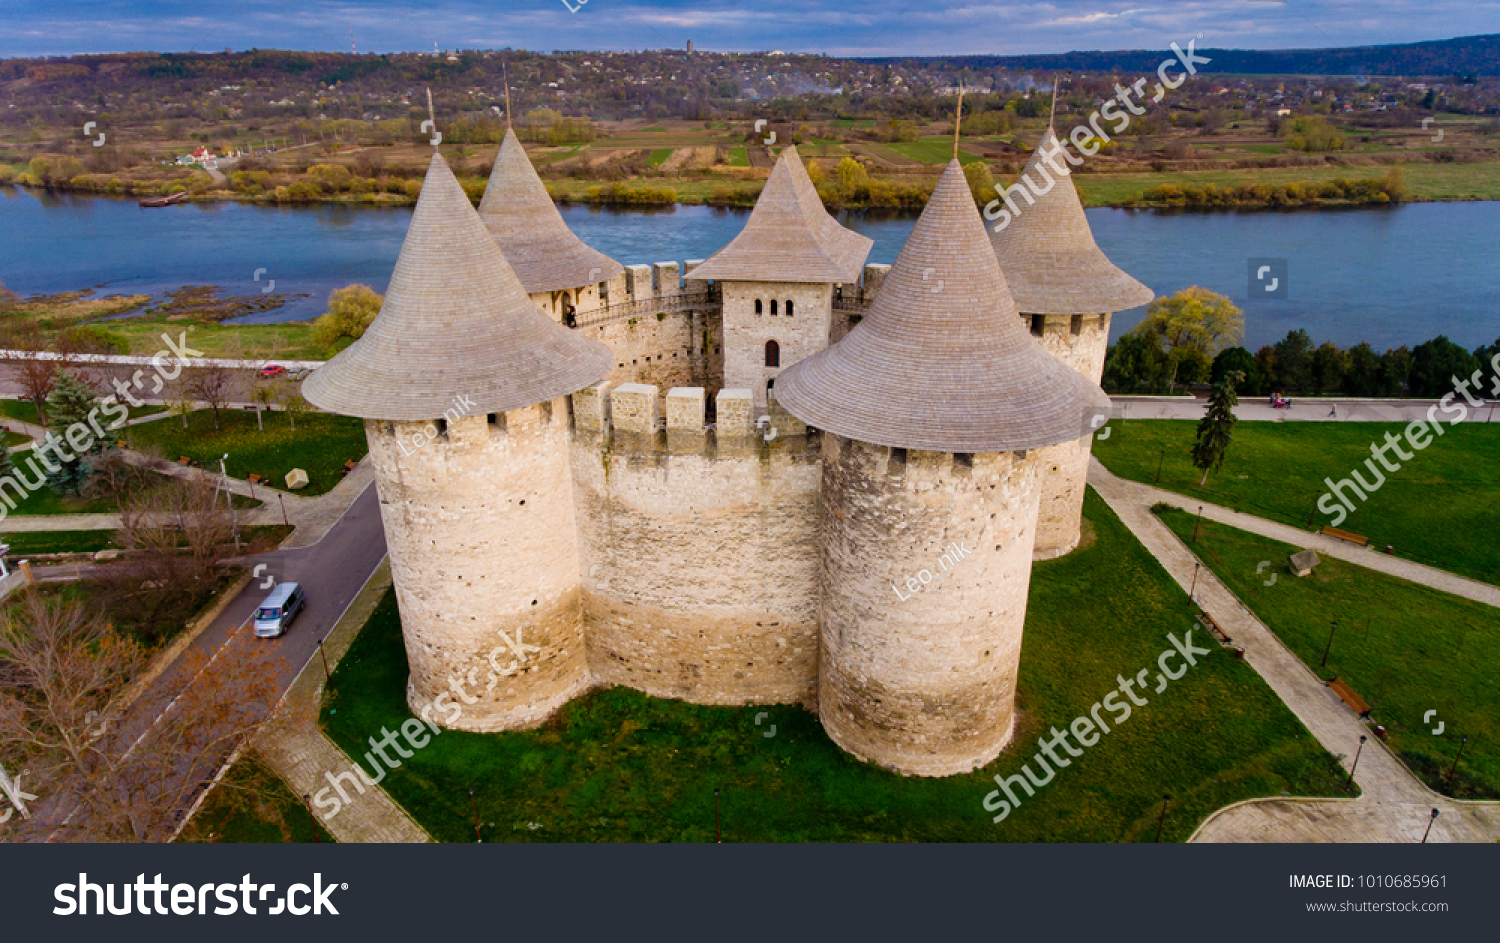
left=570, top=381, right=815, bottom=452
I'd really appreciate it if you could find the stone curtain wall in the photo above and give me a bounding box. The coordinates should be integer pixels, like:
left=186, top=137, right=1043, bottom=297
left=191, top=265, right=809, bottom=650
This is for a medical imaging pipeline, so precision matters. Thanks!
left=570, top=383, right=823, bottom=705
left=816, top=437, right=1044, bottom=776
left=1025, top=311, right=1110, bottom=559
left=366, top=407, right=592, bottom=732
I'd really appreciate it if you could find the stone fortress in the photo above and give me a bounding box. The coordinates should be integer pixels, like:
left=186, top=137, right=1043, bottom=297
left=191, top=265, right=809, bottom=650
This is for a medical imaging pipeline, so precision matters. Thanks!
left=303, top=124, right=1152, bottom=777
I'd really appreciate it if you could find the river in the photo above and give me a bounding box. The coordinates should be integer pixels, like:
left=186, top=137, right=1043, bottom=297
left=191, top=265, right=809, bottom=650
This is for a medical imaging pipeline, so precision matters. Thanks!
left=2, top=186, right=1496, bottom=351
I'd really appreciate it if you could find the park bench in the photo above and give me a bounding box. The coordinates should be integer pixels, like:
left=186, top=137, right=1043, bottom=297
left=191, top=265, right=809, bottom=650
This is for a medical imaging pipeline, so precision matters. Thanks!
left=1327, top=677, right=1373, bottom=718
left=176, top=456, right=193, bottom=466
left=1197, top=611, right=1231, bottom=644
left=246, top=473, right=264, bottom=484
left=1320, top=526, right=1369, bottom=547
left=344, top=459, right=359, bottom=471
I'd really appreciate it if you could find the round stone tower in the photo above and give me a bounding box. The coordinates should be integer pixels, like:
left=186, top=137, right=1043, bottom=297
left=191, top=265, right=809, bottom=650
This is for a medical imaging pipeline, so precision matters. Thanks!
left=303, top=152, right=613, bottom=732
left=990, top=125, right=1153, bottom=560
left=776, top=161, right=1110, bottom=777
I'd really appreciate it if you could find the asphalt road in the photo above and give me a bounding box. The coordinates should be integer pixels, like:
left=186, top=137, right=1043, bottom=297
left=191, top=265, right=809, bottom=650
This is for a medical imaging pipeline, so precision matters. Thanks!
left=23, top=482, right=387, bottom=840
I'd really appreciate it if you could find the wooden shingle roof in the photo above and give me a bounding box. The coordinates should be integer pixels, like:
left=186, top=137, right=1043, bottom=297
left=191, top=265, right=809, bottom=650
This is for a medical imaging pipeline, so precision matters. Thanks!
left=688, top=144, right=872, bottom=283
left=989, top=125, right=1154, bottom=314
left=303, top=152, right=612, bottom=421
left=478, top=129, right=623, bottom=293
left=775, top=160, right=1110, bottom=454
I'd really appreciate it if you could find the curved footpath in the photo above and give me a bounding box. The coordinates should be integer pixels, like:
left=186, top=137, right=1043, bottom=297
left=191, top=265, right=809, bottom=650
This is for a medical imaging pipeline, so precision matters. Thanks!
left=1088, top=459, right=1500, bottom=843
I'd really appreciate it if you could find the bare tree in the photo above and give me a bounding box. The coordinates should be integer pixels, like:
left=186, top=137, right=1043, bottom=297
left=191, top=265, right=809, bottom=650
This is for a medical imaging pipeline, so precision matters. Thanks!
left=249, top=382, right=276, bottom=431
left=0, top=321, right=60, bottom=427
left=0, top=592, right=285, bottom=842
left=184, top=363, right=235, bottom=430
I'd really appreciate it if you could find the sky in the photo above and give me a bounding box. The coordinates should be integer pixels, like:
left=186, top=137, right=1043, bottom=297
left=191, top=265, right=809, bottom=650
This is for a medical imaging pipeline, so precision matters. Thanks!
left=1, top=0, right=1497, bottom=59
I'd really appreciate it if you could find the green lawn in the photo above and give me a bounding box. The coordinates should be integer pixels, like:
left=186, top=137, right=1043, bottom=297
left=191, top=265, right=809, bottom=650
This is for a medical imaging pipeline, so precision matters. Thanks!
left=1092, top=420, right=1500, bottom=586
left=725, top=146, right=750, bottom=167
left=179, top=756, right=334, bottom=843
left=320, top=490, right=1346, bottom=842
left=0, top=529, right=118, bottom=554
left=1157, top=508, right=1499, bottom=799
left=887, top=136, right=985, bottom=165
left=106, top=318, right=323, bottom=361
left=644, top=148, right=675, bottom=167
left=130, top=408, right=367, bottom=497
left=1072, top=160, right=1500, bottom=206
left=2, top=428, right=31, bottom=449
left=1, top=398, right=165, bottom=427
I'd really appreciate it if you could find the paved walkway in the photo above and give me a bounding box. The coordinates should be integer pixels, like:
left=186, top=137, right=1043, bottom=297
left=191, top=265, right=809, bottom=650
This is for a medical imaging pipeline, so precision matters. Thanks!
left=1091, top=461, right=1499, bottom=610
left=1111, top=395, right=1500, bottom=424
left=1087, top=461, right=1500, bottom=843
left=0, top=414, right=374, bottom=551
left=253, top=558, right=431, bottom=843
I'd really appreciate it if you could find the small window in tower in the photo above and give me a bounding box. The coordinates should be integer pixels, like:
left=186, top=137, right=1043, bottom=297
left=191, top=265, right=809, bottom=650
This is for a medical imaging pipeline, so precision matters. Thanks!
left=1098, top=314, right=1107, bottom=330
left=954, top=452, right=972, bottom=469
left=770, top=300, right=779, bottom=315
left=1030, top=315, right=1044, bottom=337
left=767, top=378, right=775, bottom=393
left=434, top=418, right=448, bottom=437
left=889, top=447, right=907, bottom=474
left=765, top=339, right=780, bottom=368
left=754, top=299, right=763, bottom=314
left=599, top=280, right=609, bottom=302
left=785, top=299, right=794, bottom=316
left=1071, top=315, right=1083, bottom=336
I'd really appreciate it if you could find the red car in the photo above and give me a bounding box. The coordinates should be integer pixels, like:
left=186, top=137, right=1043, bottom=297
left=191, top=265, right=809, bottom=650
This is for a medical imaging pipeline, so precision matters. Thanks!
left=258, top=364, right=286, bottom=378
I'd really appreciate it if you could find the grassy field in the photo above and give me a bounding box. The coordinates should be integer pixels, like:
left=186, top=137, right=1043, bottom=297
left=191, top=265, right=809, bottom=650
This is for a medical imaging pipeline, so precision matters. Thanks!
left=644, top=148, right=675, bottom=167
left=0, top=399, right=166, bottom=427
left=320, top=490, right=1346, bottom=843
left=103, top=318, right=323, bottom=360
left=887, top=137, right=986, bottom=166
left=1092, top=420, right=1500, bottom=586
left=179, top=756, right=334, bottom=843
left=130, top=408, right=367, bottom=496
left=725, top=146, right=750, bottom=167
left=1157, top=508, right=1498, bottom=799
left=1072, top=161, right=1500, bottom=206
left=0, top=529, right=119, bottom=554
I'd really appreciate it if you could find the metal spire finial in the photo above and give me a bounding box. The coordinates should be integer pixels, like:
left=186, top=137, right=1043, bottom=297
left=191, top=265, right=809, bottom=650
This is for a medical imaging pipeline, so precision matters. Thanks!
left=952, top=84, right=965, bottom=160
left=503, top=61, right=514, bottom=130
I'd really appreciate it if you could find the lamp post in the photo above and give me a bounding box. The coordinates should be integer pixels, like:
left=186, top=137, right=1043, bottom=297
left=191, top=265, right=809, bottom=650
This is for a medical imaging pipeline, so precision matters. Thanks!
left=1189, top=562, right=1200, bottom=602
left=1345, top=735, right=1367, bottom=791
left=714, top=787, right=721, bottom=844
left=1445, top=736, right=1469, bottom=791
left=1320, top=621, right=1338, bottom=668
left=470, top=786, right=482, bottom=843
left=303, top=794, right=319, bottom=842
left=1420, top=808, right=1439, bottom=843
left=1154, top=794, right=1170, bottom=843
left=1192, top=506, right=1204, bottom=543
left=318, top=637, right=331, bottom=685
left=1155, top=449, right=1165, bottom=484
left=219, top=453, right=240, bottom=552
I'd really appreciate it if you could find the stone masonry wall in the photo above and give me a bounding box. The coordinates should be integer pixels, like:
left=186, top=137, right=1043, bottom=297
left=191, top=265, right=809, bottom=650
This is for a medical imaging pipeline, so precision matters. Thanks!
left=570, top=383, right=823, bottom=705
left=817, top=436, right=1044, bottom=776
left=367, top=406, right=591, bottom=733
left=721, top=280, right=834, bottom=409
left=1024, top=311, right=1110, bottom=559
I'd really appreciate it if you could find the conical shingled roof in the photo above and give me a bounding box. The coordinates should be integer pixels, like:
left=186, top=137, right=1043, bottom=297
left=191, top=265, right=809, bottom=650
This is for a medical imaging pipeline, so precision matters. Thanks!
left=989, top=125, right=1154, bottom=314
left=478, top=129, right=623, bottom=293
left=303, top=152, right=613, bottom=421
left=775, top=161, right=1109, bottom=454
left=688, top=144, right=872, bottom=283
